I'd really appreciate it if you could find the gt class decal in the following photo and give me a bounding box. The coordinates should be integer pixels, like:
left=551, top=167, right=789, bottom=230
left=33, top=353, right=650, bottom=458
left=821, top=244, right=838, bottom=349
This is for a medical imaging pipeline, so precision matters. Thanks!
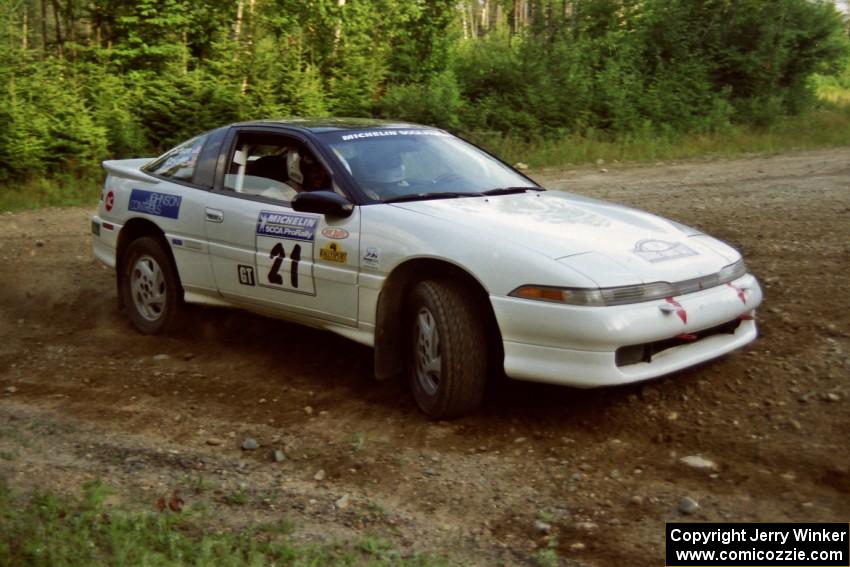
left=238, top=265, right=256, bottom=286
left=128, top=189, right=182, bottom=219
left=633, top=239, right=698, bottom=263
left=255, top=211, right=317, bottom=295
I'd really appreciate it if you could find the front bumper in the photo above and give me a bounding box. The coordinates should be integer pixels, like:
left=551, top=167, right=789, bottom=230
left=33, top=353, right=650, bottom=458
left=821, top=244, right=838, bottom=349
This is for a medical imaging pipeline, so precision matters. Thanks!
left=491, top=274, right=762, bottom=387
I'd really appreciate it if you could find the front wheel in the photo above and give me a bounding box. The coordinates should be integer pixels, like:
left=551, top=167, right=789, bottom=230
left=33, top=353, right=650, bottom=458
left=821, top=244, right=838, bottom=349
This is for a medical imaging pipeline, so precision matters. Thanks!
left=121, top=237, right=184, bottom=335
left=408, top=280, right=487, bottom=419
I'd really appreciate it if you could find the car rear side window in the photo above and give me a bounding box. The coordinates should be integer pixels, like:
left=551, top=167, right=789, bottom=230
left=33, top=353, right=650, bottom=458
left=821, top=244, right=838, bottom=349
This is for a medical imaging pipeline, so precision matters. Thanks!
left=142, top=134, right=210, bottom=182
left=192, top=127, right=228, bottom=188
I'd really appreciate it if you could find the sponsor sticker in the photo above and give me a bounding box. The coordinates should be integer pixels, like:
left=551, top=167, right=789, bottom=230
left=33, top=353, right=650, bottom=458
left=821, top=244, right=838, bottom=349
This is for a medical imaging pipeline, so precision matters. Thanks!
left=321, top=227, right=350, bottom=240
left=255, top=211, right=317, bottom=295
left=256, top=211, right=318, bottom=242
left=362, top=246, right=380, bottom=269
left=128, top=189, right=182, bottom=219
left=339, top=129, right=451, bottom=142
left=633, top=239, right=698, bottom=263
left=320, top=242, right=348, bottom=263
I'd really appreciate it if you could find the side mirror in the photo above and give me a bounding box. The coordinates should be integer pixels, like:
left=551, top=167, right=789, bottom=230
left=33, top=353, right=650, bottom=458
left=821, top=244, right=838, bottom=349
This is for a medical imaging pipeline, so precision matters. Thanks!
left=291, top=191, right=354, bottom=218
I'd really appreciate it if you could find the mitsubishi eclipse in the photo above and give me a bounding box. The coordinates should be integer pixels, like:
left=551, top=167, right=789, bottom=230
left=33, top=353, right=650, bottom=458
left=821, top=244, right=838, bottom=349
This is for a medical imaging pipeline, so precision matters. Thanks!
left=91, top=119, right=762, bottom=418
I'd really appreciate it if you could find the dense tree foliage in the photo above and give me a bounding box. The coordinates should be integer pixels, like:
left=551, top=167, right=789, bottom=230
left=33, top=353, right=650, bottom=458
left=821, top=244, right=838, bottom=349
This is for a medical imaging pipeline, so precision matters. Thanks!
left=0, top=0, right=847, bottom=181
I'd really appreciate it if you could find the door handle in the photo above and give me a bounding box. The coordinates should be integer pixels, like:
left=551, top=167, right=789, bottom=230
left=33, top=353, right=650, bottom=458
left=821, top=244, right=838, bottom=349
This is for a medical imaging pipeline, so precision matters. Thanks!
left=205, top=208, right=224, bottom=223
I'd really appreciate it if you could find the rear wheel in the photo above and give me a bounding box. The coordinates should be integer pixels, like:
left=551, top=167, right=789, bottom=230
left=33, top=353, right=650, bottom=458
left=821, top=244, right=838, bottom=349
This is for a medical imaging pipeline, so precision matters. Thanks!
left=121, top=237, right=184, bottom=335
left=408, top=280, right=487, bottom=419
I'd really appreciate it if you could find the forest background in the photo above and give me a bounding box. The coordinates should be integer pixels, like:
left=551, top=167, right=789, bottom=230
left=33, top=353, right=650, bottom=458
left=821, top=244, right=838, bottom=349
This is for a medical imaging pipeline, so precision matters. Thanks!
left=1, top=0, right=849, bottom=209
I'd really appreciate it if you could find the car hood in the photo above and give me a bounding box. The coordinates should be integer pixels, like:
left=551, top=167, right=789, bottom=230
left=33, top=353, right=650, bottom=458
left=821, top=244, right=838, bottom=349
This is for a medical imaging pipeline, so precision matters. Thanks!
left=390, top=191, right=741, bottom=286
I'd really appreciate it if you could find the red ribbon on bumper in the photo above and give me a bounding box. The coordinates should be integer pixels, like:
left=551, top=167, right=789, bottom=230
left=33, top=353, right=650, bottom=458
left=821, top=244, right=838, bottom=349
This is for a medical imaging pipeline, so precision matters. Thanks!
left=665, top=297, right=688, bottom=324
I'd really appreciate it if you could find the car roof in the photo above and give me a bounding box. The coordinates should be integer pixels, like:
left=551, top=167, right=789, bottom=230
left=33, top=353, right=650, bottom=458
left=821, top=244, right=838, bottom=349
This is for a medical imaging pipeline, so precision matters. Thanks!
left=234, top=117, right=436, bottom=134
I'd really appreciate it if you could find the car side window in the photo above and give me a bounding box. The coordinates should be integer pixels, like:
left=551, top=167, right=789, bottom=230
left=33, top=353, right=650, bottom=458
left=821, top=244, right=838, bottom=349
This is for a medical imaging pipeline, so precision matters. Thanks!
left=223, top=132, right=332, bottom=203
left=143, top=134, right=209, bottom=182
left=192, top=127, right=228, bottom=188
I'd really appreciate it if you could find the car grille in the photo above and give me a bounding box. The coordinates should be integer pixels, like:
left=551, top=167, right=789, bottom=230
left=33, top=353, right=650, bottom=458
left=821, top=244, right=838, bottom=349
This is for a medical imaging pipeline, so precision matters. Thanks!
left=614, top=319, right=742, bottom=367
left=667, top=264, right=747, bottom=297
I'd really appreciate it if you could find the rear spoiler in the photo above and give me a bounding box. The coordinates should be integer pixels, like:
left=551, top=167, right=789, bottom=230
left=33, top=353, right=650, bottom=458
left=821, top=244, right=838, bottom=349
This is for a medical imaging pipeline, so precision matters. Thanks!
left=102, top=158, right=160, bottom=185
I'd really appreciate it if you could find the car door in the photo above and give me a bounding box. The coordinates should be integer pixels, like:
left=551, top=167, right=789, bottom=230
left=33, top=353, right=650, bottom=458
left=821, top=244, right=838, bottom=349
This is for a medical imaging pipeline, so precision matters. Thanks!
left=203, top=127, right=360, bottom=325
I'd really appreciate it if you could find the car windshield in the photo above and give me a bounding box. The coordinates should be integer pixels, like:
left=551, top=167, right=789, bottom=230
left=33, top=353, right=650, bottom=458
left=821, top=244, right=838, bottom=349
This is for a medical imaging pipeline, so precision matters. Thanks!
left=318, top=129, right=539, bottom=202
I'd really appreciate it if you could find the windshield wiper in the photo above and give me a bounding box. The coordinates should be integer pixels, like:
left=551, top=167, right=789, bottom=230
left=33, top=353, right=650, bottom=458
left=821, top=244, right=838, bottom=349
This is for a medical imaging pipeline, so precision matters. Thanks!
left=481, top=186, right=544, bottom=196
left=383, top=192, right=483, bottom=203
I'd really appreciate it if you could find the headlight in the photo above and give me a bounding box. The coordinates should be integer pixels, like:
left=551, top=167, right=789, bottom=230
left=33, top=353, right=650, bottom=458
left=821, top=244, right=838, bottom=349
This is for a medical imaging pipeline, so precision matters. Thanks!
left=509, top=259, right=748, bottom=307
left=716, top=259, right=747, bottom=282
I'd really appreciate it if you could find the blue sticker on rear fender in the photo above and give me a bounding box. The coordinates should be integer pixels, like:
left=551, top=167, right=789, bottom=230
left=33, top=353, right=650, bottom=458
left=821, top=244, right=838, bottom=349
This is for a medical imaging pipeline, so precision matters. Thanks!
left=128, top=189, right=182, bottom=219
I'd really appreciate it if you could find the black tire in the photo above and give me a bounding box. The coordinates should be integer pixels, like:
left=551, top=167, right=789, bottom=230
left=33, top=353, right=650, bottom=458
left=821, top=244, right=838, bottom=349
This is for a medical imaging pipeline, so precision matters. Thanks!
left=120, top=236, right=184, bottom=335
left=408, top=280, right=488, bottom=419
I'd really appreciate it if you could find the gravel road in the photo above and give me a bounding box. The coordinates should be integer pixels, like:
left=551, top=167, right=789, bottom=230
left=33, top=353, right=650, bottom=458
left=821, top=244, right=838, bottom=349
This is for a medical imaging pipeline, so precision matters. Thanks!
left=1, top=148, right=849, bottom=565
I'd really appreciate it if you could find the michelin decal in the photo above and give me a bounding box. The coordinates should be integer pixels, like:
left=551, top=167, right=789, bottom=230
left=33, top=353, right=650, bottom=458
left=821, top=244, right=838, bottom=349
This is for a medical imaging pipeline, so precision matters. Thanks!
left=340, top=129, right=451, bottom=142
left=256, top=211, right=318, bottom=241
left=255, top=211, right=317, bottom=295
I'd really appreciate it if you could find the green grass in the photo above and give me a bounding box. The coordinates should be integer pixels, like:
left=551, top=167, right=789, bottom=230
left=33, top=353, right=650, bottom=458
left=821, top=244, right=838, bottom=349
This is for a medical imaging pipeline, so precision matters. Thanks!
left=0, top=173, right=101, bottom=213
left=187, top=474, right=213, bottom=495
left=469, top=103, right=850, bottom=169
left=0, top=479, right=448, bottom=566
left=222, top=489, right=249, bottom=506
left=533, top=547, right=560, bottom=567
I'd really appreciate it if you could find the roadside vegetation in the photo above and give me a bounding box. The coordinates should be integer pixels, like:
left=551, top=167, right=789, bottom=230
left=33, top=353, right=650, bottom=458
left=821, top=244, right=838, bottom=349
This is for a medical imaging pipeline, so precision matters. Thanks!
left=477, top=102, right=850, bottom=167
left=0, top=479, right=446, bottom=566
left=0, top=0, right=849, bottom=211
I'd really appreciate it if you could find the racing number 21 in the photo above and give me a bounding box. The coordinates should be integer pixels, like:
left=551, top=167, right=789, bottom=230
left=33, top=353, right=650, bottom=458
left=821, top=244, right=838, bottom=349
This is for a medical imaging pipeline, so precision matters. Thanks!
left=268, top=242, right=301, bottom=288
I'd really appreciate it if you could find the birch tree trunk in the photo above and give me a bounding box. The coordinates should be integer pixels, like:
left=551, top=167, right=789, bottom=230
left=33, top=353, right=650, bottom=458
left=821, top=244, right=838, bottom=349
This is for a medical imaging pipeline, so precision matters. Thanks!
left=239, top=0, right=255, bottom=95
left=233, top=0, right=244, bottom=46
left=21, top=8, right=28, bottom=50
left=335, top=0, right=345, bottom=43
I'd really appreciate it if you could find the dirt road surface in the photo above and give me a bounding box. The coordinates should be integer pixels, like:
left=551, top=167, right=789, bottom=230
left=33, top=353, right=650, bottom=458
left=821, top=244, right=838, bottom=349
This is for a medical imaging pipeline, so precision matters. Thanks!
left=2, top=148, right=849, bottom=565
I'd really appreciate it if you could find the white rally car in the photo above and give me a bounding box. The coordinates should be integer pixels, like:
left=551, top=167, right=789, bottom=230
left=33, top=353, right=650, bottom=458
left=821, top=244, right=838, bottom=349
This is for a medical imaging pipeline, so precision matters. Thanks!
left=91, top=119, right=762, bottom=418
